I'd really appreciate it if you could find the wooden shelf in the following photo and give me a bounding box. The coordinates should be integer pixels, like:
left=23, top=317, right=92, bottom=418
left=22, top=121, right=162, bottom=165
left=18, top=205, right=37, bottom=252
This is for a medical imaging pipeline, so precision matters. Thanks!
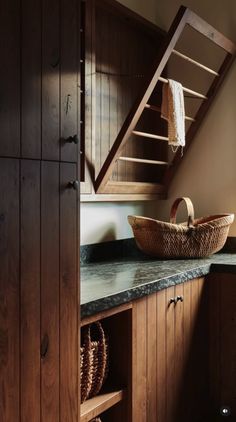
left=80, top=389, right=125, bottom=422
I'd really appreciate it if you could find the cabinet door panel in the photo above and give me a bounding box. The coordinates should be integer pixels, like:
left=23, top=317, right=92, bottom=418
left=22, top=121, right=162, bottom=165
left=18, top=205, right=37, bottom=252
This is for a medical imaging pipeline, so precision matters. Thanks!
left=166, top=286, right=175, bottom=422
left=0, top=159, right=20, bottom=420
left=60, top=163, right=79, bottom=421
left=0, top=2, right=20, bottom=157
left=21, top=160, right=41, bottom=421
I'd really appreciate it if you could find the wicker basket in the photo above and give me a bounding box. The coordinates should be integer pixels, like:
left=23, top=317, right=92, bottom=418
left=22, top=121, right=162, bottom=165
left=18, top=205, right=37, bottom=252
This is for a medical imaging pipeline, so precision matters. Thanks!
left=128, top=197, right=234, bottom=258
left=80, top=322, right=109, bottom=403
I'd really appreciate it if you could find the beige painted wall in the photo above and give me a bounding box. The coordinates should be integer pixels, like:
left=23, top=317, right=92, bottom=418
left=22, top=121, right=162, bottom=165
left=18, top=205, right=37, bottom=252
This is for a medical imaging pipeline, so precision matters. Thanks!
left=81, top=0, right=236, bottom=245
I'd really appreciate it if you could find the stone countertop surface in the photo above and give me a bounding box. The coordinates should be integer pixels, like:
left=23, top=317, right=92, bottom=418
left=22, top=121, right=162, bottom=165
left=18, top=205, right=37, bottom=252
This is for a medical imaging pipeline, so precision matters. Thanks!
left=81, top=253, right=236, bottom=318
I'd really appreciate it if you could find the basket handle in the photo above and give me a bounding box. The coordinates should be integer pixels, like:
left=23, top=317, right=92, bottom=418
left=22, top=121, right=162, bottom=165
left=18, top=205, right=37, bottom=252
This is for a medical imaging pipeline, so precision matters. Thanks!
left=170, top=197, right=195, bottom=227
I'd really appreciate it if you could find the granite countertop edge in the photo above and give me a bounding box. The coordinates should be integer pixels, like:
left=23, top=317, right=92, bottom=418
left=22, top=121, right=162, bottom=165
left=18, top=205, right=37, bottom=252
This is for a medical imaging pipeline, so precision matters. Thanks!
left=81, top=254, right=236, bottom=319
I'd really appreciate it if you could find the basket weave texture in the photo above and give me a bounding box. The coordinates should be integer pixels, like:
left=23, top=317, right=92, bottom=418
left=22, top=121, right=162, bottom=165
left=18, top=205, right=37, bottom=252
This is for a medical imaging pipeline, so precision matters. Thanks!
left=80, top=322, right=109, bottom=403
left=128, top=197, right=234, bottom=258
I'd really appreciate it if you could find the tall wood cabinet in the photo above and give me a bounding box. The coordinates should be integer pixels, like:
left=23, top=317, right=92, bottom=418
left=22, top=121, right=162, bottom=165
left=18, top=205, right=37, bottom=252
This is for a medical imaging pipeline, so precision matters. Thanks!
left=0, top=0, right=81, bottom=420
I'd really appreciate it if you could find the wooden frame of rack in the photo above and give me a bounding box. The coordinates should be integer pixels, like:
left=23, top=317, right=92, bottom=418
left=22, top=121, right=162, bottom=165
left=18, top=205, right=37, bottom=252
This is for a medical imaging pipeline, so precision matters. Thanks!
left=93, top=5, right=236, bottom=197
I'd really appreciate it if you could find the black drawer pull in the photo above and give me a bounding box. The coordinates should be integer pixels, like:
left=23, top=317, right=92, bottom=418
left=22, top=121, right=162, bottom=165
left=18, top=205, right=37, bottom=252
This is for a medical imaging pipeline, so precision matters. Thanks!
left=67, top=134, right=79, bottom=144
left=68, top=180, right=79, bottom=191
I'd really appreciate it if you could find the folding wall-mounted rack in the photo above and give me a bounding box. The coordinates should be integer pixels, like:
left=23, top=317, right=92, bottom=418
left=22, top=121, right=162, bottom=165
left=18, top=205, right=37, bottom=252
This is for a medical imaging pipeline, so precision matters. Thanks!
left=93, top=5, right=236, bottom=197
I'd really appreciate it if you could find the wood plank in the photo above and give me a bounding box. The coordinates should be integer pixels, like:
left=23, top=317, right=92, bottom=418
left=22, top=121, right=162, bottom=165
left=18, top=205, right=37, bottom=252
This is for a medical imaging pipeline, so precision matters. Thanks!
left=20, top=160, right=40, bottom=421
left=147, top=293, right=157, bottom=422
left=100, top=11, right=110, bottom=170
left=21, top=0, right=41, bottom=158
left=81, top=302, right=132, bottom=327
left=156, top=289, right=167, bottom=422
left=166, top=286, right=175, bottom=422
left=80, top=389, right=124, bottom=422
left=0, top=0, right=20, bottom=156
left=174, top=283, right=184, bottom=419
left=100, top=181, right=166, bottom=195
left=208, top=273, right=221, bottom=415
left=60, top=0, right=79, bottom=162
left=182, top=280, right=192, bottom=421
left=186, top=9, right=236, bottom=53
left=60, top=163, right=78, bottom=421
left=220, top=274, right=236, bottom=415
left=119, top=156, right=168, bottom=165
left=172, top=49, right=219, bottom=76
left=0, top=159, right=20, bottom=420
left=42, top=0, right=60, bottom=160
left=132, top=297, right=147, bottom=422
left=41, top=161, right=60, bottom=421
left=145, top=104, right=195, bottom=121
left=159, top=76, right=207, bottom=99
left=81, top=0, right=95, bottom=193
left=133, top=130, right=169, bottom=141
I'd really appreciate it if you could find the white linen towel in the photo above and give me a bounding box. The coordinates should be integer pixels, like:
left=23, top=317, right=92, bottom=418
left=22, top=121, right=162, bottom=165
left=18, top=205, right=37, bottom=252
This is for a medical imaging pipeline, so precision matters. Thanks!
left=161, top=79, right=185, bottom=151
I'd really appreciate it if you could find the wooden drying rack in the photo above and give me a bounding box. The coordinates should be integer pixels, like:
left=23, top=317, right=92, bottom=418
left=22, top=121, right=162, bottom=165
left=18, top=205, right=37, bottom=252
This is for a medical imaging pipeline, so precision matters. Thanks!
left=94, top=5, right=236, bottom=196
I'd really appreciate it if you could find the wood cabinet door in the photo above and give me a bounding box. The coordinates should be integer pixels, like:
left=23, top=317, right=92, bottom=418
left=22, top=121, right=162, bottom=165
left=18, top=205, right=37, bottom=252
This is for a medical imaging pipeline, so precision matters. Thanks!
left=0, top=159, right=79, bottom=421
left=132, top=278, right=208, bottom=422
left=0, top=0, right=80, bottom=162
left=209, top=273, right=236, bottom=420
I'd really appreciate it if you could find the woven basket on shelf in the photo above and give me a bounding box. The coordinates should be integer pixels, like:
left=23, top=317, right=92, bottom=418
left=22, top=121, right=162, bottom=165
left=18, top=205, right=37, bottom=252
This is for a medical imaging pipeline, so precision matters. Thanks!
left=128, top=197, right=234, bottom=259
left=80, top=321, right=109, bottom=403
left=90, top=419, right=102, bottom=422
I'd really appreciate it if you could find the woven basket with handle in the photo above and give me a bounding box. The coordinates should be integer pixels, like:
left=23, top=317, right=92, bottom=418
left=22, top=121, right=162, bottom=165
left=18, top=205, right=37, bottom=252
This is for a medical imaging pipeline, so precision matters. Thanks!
left=128, top=197, right=234, bottom=258
left=80, top=321, right=109, bottom=403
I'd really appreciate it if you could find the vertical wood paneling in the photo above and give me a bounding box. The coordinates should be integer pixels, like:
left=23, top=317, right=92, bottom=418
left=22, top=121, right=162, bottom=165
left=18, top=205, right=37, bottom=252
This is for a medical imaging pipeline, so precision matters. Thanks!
left=0, top=0, right=20, bottom=156
left=60, top=0, right=78, bottom=162
left=41, top=162, right=60, bottom=421
left=147, top=293, right=157, bottom=422
left=174, top=283, right=184, bottom=417
left=42, top=0, right=60, bottom=160
left=100, top=11, right=110, bottom=170
left=182, top=279, right=192, bottom=421
left=156, top=289, right=166, bottom=422
left=82, top=0, right=95, bottom=193
left=209, top=274, right=220, bottom=414
left=166, top=286, right=175, bottom=422
left=21, top=160, right=41, bottom=421
left=60, top=163, right=78, bottom=421
left=21, top=0, right=41, bottom=158
left=220, top=274, right=236, bottom=414
left=0, top=159, right=20, bottom=420
left=132, top=297, right=147, bottom=422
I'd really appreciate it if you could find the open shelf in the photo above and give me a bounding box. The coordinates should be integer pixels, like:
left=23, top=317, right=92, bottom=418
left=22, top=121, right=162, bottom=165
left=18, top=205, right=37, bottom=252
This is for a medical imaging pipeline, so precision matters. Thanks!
left=80, top=388, right=125, bottom=422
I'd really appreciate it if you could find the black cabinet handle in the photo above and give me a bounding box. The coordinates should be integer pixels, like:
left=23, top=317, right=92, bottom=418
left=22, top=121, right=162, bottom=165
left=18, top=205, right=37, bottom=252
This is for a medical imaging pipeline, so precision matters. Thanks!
left=68, top=180, right=79, bottom=191
left=66, top=134, right=79, bottom=144
left=177, top=295, right=184, bottom=302
left=169, top=297, right=177, bottom=305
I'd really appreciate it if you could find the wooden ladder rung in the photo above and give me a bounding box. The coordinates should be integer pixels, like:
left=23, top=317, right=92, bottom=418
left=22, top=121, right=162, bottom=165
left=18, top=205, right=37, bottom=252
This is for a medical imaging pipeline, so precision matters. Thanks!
left=133, top=130, right=169, bottom=141
left=172, top=49, right=220, bottom=76
left=119, top=156, right=168, bottom=165
left=145, top=104, right=195, bottom=122
left=159, top=76, right=207, bottom=99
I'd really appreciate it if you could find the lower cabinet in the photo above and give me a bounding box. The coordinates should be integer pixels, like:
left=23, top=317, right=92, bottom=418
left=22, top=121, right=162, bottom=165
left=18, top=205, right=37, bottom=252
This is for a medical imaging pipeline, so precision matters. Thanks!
left=132, top=277, right=209, bottom=422
left=208, top=272, right=236, bottom=420
left=80, top=274, right=236, bottom=422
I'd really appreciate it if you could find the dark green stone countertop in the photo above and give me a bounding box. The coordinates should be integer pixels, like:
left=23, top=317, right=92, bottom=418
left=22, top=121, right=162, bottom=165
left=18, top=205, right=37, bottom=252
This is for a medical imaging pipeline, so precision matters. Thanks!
left=81, top=253, right=236, bottom=318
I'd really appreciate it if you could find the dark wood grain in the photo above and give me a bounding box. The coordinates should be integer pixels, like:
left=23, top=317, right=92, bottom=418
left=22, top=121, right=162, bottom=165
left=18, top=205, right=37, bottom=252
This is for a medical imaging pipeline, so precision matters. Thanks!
left=21, top=0, right=41, bottom=158
left=60, top=163, right=79, bottom=421
left=0, top=0, right=20, bottom=156
left=0, top=159, right=20, bottom=420
left=41, top=161, right=60, bottom=421
left=147, top=293, right=157, bottom=422
left=21, top=160, right=41, bottom=421
left=42, top=0, right=60, bottom=160
left=60, top=0, right=79, bottom=162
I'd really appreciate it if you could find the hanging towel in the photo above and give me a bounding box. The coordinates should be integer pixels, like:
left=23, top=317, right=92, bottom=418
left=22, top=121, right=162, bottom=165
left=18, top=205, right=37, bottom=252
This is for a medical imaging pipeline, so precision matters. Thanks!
left=161, top=79, right=185, bottom=151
